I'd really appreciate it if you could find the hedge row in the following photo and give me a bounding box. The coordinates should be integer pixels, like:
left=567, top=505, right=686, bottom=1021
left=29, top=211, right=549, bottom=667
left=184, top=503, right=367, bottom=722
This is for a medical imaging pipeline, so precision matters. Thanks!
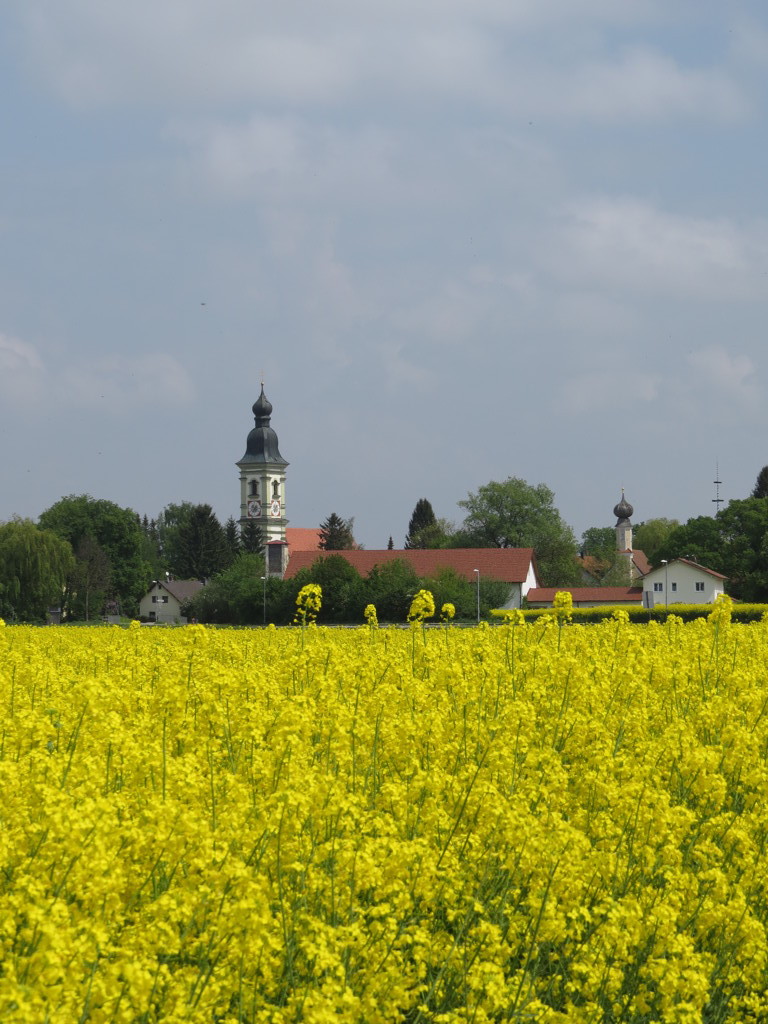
left=505, top=603, right=768, bottom=625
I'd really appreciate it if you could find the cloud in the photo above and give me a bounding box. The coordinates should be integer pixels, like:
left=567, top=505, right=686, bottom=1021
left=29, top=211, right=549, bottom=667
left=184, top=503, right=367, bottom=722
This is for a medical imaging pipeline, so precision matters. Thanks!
left=687, top=346, right=759, bottom=406
left=553, top=47, right=746, bottom=121
left=61, top=354, right=195, bottom=411
left=0, top=333, right=194, bottom=414
left=542, top=198, right=768, bottom=299
left=14, top=0, right=731, bottom=126
left=0, top=333, right=45, bottom=405
left=560, top=367, right=660, bottom=415
left=729, top=18, right=768, bottom=67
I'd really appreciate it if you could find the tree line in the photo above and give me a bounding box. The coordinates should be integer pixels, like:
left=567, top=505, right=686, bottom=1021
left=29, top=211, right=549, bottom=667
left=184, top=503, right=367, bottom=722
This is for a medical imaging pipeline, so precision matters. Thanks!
left=4, top=466, right=768, bottom=621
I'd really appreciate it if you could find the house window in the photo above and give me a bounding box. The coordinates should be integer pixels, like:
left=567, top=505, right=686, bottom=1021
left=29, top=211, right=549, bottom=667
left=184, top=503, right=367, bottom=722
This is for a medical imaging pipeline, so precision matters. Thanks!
left=654, top=582, right=663, bottom=592
left=671, top=582, right=677, bottom=593
left=695, top=581, right=705, bottom=592
left=153, top=595, right=168, bottom=604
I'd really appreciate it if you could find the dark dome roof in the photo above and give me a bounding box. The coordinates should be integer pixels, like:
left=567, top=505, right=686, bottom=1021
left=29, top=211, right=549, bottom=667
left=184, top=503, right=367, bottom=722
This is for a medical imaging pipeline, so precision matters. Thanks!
left=613, top=491, right=633, bottom=522
left=252, top=389, right=273, bottom=421
left=239, top=385, right=287, bottom=466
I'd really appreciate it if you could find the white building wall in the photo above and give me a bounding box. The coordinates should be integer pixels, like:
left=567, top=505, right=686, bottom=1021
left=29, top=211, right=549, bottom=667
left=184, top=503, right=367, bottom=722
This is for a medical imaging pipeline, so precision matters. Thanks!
left=642, top=562, right=725, bottom=607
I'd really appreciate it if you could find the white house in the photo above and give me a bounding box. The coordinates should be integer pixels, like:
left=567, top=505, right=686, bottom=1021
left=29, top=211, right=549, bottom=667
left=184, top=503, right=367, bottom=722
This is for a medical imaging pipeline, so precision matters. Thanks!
left=138, top=580, right=205, bottom=623
left=642, top=558, right=727, bottom=607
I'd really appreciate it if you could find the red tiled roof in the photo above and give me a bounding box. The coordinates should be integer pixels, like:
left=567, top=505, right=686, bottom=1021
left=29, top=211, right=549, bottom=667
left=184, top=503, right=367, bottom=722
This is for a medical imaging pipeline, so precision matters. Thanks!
left=286, top=527, right=322, bottom=551
left=645, top=557, right=727, bottom=581
left=284, top=548, right=537, bottom=584
left=631, top=549, right=651, bottom=576
left=527, top=586, right=643, bottom=605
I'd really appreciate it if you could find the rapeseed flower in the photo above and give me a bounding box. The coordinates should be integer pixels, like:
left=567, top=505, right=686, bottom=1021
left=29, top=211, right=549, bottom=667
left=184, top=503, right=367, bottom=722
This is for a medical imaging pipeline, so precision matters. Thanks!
left=2, top=618, right=768, bottom=1020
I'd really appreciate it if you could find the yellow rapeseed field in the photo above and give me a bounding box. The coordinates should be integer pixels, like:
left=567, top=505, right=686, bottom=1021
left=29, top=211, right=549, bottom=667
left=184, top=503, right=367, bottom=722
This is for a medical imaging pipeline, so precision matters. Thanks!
left=2, top=605, right=768, bottom=1023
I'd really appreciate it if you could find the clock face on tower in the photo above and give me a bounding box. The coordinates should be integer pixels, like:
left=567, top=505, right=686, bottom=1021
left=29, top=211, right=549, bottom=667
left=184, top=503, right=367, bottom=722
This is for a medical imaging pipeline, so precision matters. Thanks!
left=270, top=499, right=281, bottom=518
left=247, top=499, right=261, bottom=518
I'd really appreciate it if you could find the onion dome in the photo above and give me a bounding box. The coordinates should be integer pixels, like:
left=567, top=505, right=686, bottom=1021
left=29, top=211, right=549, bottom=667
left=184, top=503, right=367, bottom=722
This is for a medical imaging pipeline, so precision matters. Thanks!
left=613, top=490, right=633, bottom=523
left=240, top=385, right=287, bottom=465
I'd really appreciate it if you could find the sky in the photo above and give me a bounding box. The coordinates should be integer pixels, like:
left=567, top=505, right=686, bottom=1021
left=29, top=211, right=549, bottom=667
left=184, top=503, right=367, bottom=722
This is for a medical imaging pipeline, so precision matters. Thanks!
left=2, top=1, right=768, bottom=550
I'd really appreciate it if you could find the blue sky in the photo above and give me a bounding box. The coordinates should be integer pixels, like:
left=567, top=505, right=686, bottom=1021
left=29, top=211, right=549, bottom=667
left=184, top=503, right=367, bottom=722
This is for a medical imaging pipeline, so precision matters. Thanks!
left=2, top=1, right=767, bottom=548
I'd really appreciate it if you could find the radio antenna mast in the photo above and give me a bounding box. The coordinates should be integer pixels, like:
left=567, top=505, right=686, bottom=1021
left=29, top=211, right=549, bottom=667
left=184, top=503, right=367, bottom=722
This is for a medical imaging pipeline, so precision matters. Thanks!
left=712, top=461, right=723, bottom=512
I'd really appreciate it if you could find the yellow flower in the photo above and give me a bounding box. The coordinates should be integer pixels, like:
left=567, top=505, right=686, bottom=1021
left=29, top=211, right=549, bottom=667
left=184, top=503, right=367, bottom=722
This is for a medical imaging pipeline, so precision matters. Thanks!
left=364, top=604, right=378, bottom=627
left=295, top=583, right=322, bottom=624
left=407, top=589, right=435, bottom=622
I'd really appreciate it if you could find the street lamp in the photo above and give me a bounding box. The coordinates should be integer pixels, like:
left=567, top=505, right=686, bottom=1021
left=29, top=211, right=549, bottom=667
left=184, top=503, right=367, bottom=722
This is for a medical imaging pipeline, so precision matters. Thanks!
left=261, top=576, right=267, bottom=626
left=661, top=559, right=668, bottom=608
left=474, top=569, right=480, bottom=624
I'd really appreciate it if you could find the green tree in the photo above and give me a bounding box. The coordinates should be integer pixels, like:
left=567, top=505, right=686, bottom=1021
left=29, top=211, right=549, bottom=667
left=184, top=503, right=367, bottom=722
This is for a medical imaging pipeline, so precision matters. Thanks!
left=39, top=495, right=149, bottom=614
left=0, top=518, right=75, bottom=621
left=160, top=503, right=229, bottom=580
left=240, top=519, right=264, bottom=556
left=752, top=466, right=768, bottom=499
left=319, top=513, right=355, bottom=551
left=298, top=555, right=365, bottom=622
left=184, top=552, right=267, bottom=625
left=580, top=527, right=615, bottom=560
left=366, top=559, right=421, bottom=622
left=224, top=517, right=241, bottom=564
left=633, top=518, right=680, bottom=566
left=457, top=477, right=580, bottom=587
left=138, top=516, right=164, bottom=581
left=72, top=534, right=111, bottom=621
left=717, top=498, right=768, bottom=601
left=405, top=499, right=437, bottom=548
left=656, top=516, right=725, bottom=575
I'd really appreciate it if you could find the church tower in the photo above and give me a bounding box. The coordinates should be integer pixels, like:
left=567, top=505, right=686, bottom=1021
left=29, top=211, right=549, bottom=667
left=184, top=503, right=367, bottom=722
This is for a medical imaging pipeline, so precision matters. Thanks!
left=613, top=490, right=634, bottom=583
left=237, top=385, right=288, bottom=561
left=613, top=490, right=633, bottom=554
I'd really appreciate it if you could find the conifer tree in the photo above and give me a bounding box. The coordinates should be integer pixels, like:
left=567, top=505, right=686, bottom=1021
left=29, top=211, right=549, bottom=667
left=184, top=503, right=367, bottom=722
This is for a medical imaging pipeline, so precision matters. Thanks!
left=752, top=466, right=768, bottom=499
left=319, top=513, right=355, bottom=550
left=240, top=520, right=264, bottom=556
left=405, top=498, right=437, bottom=548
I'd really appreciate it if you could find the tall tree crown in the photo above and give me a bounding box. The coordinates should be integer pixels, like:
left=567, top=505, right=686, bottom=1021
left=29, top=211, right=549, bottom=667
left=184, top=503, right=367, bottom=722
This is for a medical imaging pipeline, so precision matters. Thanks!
left=405, top=499, right=437, bottom=548
left=319, top=513, right=355, bottom=551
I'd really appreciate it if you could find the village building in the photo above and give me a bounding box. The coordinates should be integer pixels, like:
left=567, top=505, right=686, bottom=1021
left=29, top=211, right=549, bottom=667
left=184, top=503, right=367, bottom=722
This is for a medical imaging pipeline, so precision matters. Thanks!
left=641, top=558, right=727, bottom=607
left=138, top=579, right=204, bottom=623
left=284, top=548, right=539, bottom=610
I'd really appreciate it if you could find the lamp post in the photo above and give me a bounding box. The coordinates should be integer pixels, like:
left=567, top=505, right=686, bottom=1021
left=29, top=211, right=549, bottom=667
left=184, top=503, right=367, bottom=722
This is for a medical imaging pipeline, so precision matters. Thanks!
left=661, top=559, right=668, bottom=608
left=474, top=568, right=480, bottom=624
left=261, top=575, right=267, bottom=626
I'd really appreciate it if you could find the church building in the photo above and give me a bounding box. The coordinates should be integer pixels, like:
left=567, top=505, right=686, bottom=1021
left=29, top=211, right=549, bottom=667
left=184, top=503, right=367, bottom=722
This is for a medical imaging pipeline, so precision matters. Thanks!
left=237, top=384, right=289, bottom=576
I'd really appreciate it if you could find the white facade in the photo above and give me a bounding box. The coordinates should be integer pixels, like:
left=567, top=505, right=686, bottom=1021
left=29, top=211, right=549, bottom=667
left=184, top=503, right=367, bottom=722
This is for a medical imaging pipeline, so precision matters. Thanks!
left=238, top=468, right=287, bottom=546
left=500, top=559, right=540, bottom=609
left=138, top=580, right=204, bottom=623
left=642, top=559, right=726, bottom=607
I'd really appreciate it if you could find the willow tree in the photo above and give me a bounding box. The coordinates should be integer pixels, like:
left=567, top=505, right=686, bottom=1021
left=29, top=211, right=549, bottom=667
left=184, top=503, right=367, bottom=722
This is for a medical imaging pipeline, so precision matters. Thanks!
left=0, top=518, right=74, bottom=621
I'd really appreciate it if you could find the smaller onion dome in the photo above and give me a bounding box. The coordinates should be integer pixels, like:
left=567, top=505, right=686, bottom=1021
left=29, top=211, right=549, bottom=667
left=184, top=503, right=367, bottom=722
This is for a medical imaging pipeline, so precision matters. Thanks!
left=613, top=490, right=634, bottom=523
left=252, top=387, right=273, bottom=423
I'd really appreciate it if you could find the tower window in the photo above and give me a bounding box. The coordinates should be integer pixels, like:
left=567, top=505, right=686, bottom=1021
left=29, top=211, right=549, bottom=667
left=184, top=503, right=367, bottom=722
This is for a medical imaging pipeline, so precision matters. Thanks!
left=249, top=480, right=259, bottom=497
left=272, top=479, right=279, bottom=499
